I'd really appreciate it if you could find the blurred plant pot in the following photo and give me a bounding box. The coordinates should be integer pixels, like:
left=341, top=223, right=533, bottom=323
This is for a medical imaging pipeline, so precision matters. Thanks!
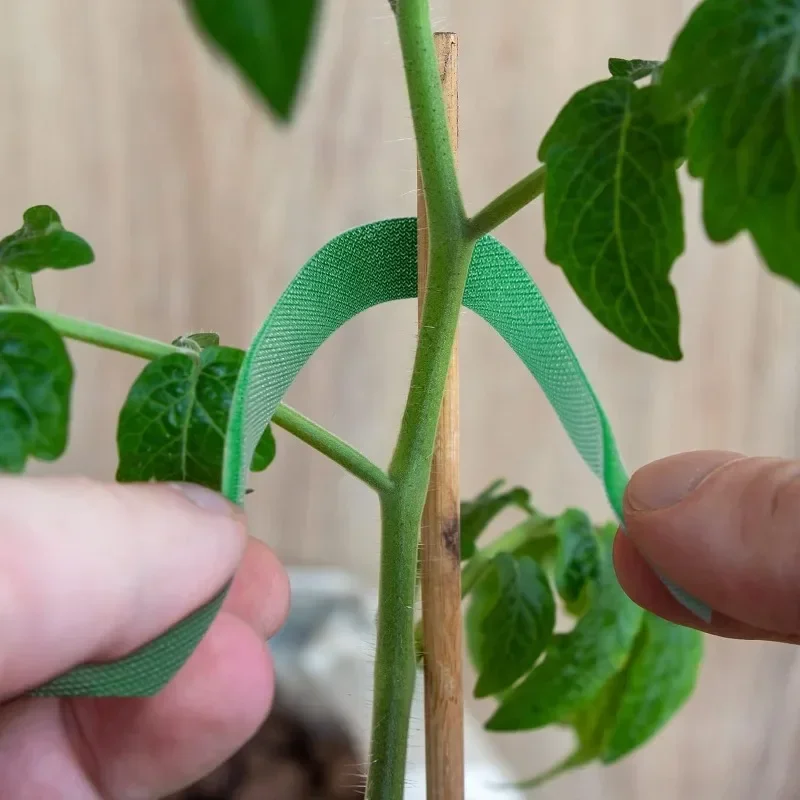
left=169, top=567, right=524, bottom=800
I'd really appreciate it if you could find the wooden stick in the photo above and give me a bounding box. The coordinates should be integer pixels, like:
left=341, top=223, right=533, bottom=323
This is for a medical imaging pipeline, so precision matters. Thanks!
left=418, top=31, right=464, bottom=800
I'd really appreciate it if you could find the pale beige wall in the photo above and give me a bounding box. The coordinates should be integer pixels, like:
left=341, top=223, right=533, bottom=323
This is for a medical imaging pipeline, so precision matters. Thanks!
left=10, top=1, right=800, bottom=795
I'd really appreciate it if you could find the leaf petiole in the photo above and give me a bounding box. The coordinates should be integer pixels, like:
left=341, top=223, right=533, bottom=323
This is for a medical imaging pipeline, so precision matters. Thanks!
left=271, top=405, right=393, bottom=494
left=0, top=306, right=175, bottom=361
left=467, top=164, right=547, bottom=240
left=0, top=305, right=392, bottom=495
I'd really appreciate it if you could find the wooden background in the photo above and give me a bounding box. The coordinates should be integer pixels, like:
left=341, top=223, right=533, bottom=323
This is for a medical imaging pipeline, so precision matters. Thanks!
left=11, top=0, right=800, bottom=796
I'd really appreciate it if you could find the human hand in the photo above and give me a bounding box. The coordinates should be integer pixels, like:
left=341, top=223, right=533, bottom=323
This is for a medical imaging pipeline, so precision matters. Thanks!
left=0, top=476, right=289, bottom=799
left=614, top=451, right=800, bottom=643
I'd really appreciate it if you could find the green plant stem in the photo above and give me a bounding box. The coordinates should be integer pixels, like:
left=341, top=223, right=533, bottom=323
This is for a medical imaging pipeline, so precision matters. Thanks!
left=467, top=164, right=547, bottom=240
left=366, top=1, right=472, bottom=797
left=0, top=305, right=391, bottom=494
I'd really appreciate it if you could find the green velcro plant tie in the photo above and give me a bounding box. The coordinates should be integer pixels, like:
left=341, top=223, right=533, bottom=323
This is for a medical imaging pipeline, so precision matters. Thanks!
left=29, top=217, right=708, bottom=699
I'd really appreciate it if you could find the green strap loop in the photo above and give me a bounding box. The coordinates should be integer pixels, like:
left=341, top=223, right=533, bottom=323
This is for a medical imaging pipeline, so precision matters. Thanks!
left=223, top=218, right=628, bottom=510
left=29, top=217, right=705, bottom=699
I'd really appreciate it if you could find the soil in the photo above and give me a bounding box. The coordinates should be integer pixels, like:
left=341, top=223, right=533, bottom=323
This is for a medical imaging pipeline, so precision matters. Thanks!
left=165, top=698, right=365, bottom=800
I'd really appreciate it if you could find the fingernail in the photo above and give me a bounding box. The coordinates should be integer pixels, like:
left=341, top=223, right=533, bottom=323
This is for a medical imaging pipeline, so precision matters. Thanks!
left=627, top=451, right=743, bottom=512
left=171, top=483, right=236, bottom=515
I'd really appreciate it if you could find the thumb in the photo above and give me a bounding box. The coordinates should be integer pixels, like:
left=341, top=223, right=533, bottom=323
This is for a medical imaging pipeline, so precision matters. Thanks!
left=616, top=450, right=800, bottom=639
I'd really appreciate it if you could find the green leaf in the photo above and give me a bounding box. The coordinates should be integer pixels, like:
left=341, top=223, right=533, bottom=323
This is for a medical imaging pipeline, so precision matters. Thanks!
left=117, top=345, right=276, bottom=491
left=0, top=268, right=36, bottom=306
left=600, top=613, right=703, bottom=763
left=0, top=311, right=73, bottom=472
left=0, top=206, right=94, bottom=274
left=659, top=0, right=800, bottom=284
left=460, top=480, right=533, bottom=560
left=509, top=518, right=559, bottom=566
left=510, top=668, right=629, bottom=791
left=514, top=533, right=559, bottom=567
left=485, top=526, right=644, bottom=731
left=515, top=613, right=703, bottom=788
left=569, top=666, right=631, bottom=760
left=471, top=553, right=556, bottom=699
left=539, top=78, right=686, bottom=360
left=554, top=509, right=600, bottom=606
left=465, top=567, right=496, bottom=674
left=186, top=0, right=320, bottom=121
left=608, top=58, right=661, bottom=82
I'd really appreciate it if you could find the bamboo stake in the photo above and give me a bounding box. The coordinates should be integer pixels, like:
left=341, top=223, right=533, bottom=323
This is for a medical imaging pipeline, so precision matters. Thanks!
left=417, top=31, right=464, bottom=800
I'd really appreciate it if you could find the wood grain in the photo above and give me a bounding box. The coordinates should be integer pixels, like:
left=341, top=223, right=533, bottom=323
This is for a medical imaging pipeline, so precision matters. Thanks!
left=418, top=31, right=464, bottom=800
left=9, top=0, right=800, bottom=796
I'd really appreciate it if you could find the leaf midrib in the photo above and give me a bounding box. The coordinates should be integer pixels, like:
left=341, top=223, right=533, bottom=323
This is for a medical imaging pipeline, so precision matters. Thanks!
left=611, top=94, right=671, bottom=353
left=180, top=355, right=203, bottom=480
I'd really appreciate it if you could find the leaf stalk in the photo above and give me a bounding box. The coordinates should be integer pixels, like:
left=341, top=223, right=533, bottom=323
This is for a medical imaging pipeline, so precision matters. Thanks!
left=467, top=164, right=547, bottom=239
left=0, top=305, right=391, bottom=494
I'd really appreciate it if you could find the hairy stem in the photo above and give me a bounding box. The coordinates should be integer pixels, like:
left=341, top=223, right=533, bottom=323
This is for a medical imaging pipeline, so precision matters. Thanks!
left=366, top=0, right=472, bottom=797
left=467, top=164, right=547, bottom=240
left=0, top=305, right=391, bottom=494
left=370, top=493, right=421, bottom=796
